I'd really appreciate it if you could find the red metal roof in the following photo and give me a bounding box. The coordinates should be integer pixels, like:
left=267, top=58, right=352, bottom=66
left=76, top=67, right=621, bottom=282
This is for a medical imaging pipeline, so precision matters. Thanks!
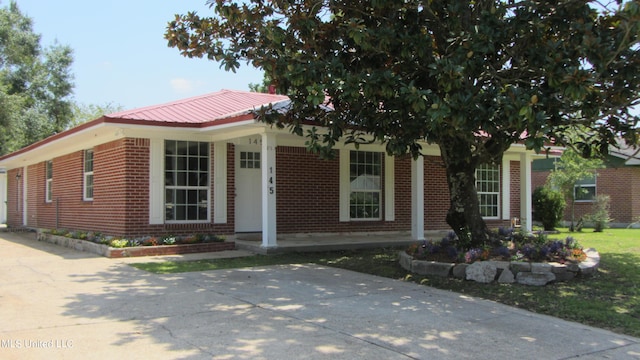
left=105, top=89, right=289, bottom=124
left=0, top=90, right=291, bottom=163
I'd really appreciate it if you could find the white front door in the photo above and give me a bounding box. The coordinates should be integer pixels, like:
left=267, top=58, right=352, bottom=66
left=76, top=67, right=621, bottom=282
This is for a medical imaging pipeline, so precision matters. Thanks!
left=235, top=147, right=262, bottom=232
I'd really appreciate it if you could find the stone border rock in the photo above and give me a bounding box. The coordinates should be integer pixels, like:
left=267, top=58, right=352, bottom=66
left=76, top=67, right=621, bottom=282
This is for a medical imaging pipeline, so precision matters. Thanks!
left=37, top=232, right=236, bottom=258
left=399, top=248, right=600, bottom=286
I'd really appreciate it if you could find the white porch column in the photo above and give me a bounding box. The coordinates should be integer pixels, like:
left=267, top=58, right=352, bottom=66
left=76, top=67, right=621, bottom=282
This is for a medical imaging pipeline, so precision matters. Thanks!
left=213, top=142, right=228, bottom=224
left=21, top=167, right=27, bottom=227
left=384, top=155, right=395, bottom=221
left=520, top=152, right=533, bottom=232
left=148, top=138, right=163, bottom=225
left=411, top=156, right=425, bottom=240
left=0, top=170, right=6, bottom=224
left=261, top=132, right=277, bottom=248
left=501, top=157, right=511, bottom=221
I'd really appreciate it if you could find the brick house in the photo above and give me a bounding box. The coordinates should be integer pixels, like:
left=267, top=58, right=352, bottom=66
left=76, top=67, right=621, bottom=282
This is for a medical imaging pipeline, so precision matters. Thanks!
left=0, top=90, right=540, bottom=248
left=532, top=143, right=640, bottom=227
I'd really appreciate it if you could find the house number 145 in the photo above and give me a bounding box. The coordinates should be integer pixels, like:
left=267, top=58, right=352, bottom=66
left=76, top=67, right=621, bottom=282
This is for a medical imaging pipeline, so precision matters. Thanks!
left=269, top=167, right=275, bottom=195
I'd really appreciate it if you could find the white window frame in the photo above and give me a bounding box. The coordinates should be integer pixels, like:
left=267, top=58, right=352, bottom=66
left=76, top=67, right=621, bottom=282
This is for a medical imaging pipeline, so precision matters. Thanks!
left=83, top=149, right=94, bottom=201
left=45, top=160, right=53, bottom=203
left=164, top=140, right=210, bottom=223
left=239, top=151, right=261, bottom=169
left=574, top=173, right=597, bottom=202
left=476, top=163, right=500, bottom=219
left=349, top=150, right=382, bottom=221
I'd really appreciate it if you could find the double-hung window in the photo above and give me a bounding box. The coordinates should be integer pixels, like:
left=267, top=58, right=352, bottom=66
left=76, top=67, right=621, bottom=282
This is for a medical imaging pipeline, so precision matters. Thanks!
left=45, top=160, right=53, bottom=203
left=164, top=140, right=210, bottom=222
left=574, top=173, right=596, bottom=202
left=349, top=151, right=382, bottom=220
left=83, top=150, right=94, bottom=201
left=476, top=163, right=500, bottom=218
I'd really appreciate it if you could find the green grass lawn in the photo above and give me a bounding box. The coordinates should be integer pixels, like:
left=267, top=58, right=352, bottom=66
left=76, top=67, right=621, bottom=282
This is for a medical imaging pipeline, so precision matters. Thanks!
left=130, top=228, right=640, bottom=337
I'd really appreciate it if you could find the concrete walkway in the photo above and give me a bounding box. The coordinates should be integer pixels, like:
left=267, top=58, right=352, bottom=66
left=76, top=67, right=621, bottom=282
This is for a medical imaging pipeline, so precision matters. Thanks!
left=1, top=231, right=639, bottom=360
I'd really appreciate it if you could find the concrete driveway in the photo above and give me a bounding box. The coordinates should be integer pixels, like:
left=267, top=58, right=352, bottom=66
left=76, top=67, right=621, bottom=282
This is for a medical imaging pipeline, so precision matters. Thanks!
left=1, top=231, right=639, bottom=360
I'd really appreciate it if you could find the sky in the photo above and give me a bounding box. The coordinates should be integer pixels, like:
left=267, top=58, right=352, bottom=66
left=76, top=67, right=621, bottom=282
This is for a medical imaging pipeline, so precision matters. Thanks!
left=12, top=0, right=265, bottom=110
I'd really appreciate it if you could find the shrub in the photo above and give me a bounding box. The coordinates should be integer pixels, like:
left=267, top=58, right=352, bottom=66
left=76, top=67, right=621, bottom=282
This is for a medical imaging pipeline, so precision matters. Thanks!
left=584, top=194, right=612, bottom=232
left=142, top=237, right=159, bottom=246
left=532, top=186, right=566, bottom=231
left=109, top=239, right=129, bottom=248
left=162, top=236, right=177, bottom=245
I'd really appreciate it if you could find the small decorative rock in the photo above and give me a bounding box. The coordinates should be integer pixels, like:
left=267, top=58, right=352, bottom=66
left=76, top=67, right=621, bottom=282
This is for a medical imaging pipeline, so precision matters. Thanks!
left=531, top=263, right=553, bottom=274
left=412, top=260, right=454, bottom=277
left=452, top=264, right=468, bottom=279
left=510, top=262, right=531, bottom=274
left=466, top=261, right=497, bottom=283
left=579, top=248, right=600, bottom=276
left=516, top=271, right=556, bottom=286
left=399, top=251, right=413, bottom=271
left=549, top=262, right=577, bottom=281
left=488, top=261, right=510, bottom=270
left=498, top=269, right=515, bottom=283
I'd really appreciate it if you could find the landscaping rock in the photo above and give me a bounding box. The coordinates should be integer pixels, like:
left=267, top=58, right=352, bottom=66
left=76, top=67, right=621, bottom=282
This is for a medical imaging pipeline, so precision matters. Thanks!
left=578, top=259, right=599, bottom=276
left=412, top=260, right=454, bottom=277
left=531, top=263, right=552, bottom=274
left=516, top=272, right=556, bottom=286
left=466, top=261, right=497, bottom=283
left=510, top=262, right=531, bottom=274
left=399, top=247, right=600, bottom=285
left=565, top=262, right=581, bottom=272
left=549, top=262, right=577, bottom=282
left=497, top=268, right=515, bottom=283
left=399, top=251, right=413, bottom=272
left=452, top=264, right=468, bottom=279
left=578, top=248, right=600, bottom=276
left=585, top=248, right=600, bottom=261
left=488, top=261, right=510, bottom=270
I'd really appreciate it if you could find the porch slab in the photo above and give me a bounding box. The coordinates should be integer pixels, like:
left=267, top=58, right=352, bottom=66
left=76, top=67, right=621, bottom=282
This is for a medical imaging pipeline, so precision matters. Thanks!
left=233, top=230, right=451, bottom=254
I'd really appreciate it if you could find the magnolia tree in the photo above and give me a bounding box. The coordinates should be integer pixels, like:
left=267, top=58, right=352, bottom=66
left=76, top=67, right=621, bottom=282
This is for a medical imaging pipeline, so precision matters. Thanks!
left=166, top=0, right=640, bottom=249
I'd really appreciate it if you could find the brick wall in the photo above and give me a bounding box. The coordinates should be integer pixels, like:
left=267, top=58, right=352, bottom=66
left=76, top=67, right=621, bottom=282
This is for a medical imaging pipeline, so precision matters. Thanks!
left=132, top=140, right=235, bottom=237
left=8, top=138, right=525, bottom=236
left=395, top=155, right=412, bottom=229
left=632, top=167, right=640, bottom=223
left=12, top=138, right=237, bottom=237
left=423, top=156, right=450, bottom=230
left=532, top=166, right=640, bottom=224
left=275, top=146, right=339, bottom=233
left=510, top=161, right=521, bottom=220
left=275, top=147, right=411, bottom=233
left=596, top=167, right=638, bottom=223
left=6, top=169, right=22, bottom=227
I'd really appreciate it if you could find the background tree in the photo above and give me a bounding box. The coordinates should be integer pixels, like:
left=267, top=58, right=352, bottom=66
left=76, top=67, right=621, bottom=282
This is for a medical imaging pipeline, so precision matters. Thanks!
left=0, top=1, right=74, bottom=155
left=547, top=148, right=604, bottom=231
left=248, top=72, right=273, bottom=93
left=166, top=0, right=640, bottom=249
left=69, top=102, right=124, bottom=128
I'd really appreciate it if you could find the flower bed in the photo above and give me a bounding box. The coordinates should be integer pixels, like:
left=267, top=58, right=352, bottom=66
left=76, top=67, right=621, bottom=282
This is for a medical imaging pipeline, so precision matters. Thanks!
left=399, top=249, right=599, bottom=286
left=399, top=228, right=600, bottom=286
left=36, top=231, right=236, bottom=258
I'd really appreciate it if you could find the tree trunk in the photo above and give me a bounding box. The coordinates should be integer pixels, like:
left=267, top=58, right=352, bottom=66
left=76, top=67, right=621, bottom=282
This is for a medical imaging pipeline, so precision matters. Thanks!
left=439, top=140, right=490, bottom=250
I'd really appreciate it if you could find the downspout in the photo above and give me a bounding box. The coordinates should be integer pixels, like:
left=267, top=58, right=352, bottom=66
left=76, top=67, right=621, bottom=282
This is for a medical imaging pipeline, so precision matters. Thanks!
left=56, top=197, right=60, bottom=230
left=21, top=167, right=28, bottom=227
